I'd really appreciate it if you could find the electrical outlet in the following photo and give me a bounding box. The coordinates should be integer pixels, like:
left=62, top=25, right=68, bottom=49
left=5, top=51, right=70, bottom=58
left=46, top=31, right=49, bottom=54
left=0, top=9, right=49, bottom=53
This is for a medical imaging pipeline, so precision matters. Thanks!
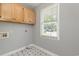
left=0, top=32, right=9, bottom=40
left=25, top=30, right=27, bottom=32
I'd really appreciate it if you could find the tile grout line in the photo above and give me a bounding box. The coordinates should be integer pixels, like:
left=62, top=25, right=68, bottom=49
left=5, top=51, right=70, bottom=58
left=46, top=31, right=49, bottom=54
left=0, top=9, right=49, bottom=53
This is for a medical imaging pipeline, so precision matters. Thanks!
left=1, top=44, right=58, bottom=56
left=29, top=44, right=58, bottom=56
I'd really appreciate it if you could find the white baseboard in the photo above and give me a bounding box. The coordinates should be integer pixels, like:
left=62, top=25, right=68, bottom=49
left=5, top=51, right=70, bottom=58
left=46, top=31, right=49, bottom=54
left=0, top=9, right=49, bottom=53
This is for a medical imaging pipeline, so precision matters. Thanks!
left=1, top=44, right=58, bottom=56
left=29, top=44, right=58, bottom=56
left=1, top=45, right=31, bottom=56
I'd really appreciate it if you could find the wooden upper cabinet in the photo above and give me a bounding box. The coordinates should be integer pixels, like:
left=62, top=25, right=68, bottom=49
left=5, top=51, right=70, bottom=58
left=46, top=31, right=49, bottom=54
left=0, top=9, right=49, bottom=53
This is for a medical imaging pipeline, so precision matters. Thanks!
left=14, top=4, right=24, bottom=22
left=0, top=4, right=1, bottom=18
left=0, top=3, right=36, bottom=24
left=24, top=8, right=36, bottom=24
left=0, top=4, right=15, bottom=21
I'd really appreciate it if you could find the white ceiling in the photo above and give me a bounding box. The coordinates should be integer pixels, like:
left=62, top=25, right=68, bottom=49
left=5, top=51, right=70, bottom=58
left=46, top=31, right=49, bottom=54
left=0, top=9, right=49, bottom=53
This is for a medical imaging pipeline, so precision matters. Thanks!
left=21, top=3, right=41, bottom=9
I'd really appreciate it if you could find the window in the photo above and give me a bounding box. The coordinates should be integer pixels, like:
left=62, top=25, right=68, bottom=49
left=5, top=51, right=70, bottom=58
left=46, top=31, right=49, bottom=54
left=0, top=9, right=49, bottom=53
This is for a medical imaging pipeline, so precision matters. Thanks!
left=40, top=4, right=59, bottom=38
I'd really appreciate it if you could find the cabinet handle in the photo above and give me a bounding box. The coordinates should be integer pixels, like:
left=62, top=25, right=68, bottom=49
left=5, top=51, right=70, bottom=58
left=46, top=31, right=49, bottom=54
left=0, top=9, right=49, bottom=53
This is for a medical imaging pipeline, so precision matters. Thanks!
left=23, top=20, right=24, bottom=22
left=12, top=18, right=16, bottom=20
left=29, top=20, right=32, bottom=22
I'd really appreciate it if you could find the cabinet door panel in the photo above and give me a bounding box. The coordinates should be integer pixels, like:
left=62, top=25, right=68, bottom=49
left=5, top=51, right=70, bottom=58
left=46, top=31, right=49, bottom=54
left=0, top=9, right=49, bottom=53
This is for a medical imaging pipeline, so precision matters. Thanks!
left=24, top=8, right=36, bottom=24
left=1, top=4, right=14, bottom=20
left=14, top=4, right=24, bottom=22
left=24, top=8, right=29, bottom=22
left=28, top=9, right=36, bottom=24
left=0, top=4, right=1, bottom=18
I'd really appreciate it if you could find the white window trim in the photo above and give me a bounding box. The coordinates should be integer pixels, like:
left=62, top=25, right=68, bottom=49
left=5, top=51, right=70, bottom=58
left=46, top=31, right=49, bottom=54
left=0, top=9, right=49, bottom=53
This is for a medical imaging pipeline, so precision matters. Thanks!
left=40, top=4, right=60, bottom=40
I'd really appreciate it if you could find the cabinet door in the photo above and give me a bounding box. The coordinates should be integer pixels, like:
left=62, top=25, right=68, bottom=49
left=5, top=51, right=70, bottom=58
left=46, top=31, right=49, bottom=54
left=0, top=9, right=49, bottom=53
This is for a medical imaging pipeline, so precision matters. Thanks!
left=28, top=9, right=36, bottom=24
left=24, top=8, right=29, bottom=23
left=0, top=4, right=1, bottom=18
left=14, top=4, right=24, bottom=22
left=24, top=8, right=36, bottom=24
left=1, top=4, right=15, bottom=20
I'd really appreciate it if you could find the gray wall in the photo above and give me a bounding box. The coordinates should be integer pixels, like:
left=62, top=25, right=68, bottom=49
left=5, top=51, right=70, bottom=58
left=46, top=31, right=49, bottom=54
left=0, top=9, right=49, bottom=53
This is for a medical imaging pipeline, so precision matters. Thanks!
left=0, top=22, right=33, bottom=55
left=34, top=3, right=79, bottom=56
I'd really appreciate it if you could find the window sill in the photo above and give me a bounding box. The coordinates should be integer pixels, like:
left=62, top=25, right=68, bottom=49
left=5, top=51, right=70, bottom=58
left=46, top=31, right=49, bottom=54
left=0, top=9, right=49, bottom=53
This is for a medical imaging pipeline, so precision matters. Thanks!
left=40, top=35, right=59, bottom=40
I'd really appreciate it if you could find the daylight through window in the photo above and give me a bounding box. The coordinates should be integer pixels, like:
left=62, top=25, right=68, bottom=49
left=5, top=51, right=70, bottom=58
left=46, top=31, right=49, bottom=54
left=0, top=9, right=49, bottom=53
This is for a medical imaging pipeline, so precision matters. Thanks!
left=40, top=4, right=58, bottom=37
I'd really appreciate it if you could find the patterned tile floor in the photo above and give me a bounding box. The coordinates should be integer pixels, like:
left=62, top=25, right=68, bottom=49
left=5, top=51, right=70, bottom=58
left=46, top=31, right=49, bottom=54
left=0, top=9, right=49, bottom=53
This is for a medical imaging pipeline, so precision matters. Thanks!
left=9, top=46, right=50, bottom=56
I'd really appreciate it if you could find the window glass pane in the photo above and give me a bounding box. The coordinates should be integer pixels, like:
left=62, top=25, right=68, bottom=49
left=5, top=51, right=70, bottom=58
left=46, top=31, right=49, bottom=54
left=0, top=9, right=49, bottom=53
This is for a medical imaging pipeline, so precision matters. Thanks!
left=40, top=4, right=58, bottom=37
left=44, top=15, right=57, bottom=23
left=44, top=23, right=57, bottom=33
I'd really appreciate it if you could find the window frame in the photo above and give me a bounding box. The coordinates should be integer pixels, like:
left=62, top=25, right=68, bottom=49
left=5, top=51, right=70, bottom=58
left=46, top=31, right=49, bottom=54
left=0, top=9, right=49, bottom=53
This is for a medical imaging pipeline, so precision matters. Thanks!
left=40, top=4, right=60, bottom=40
